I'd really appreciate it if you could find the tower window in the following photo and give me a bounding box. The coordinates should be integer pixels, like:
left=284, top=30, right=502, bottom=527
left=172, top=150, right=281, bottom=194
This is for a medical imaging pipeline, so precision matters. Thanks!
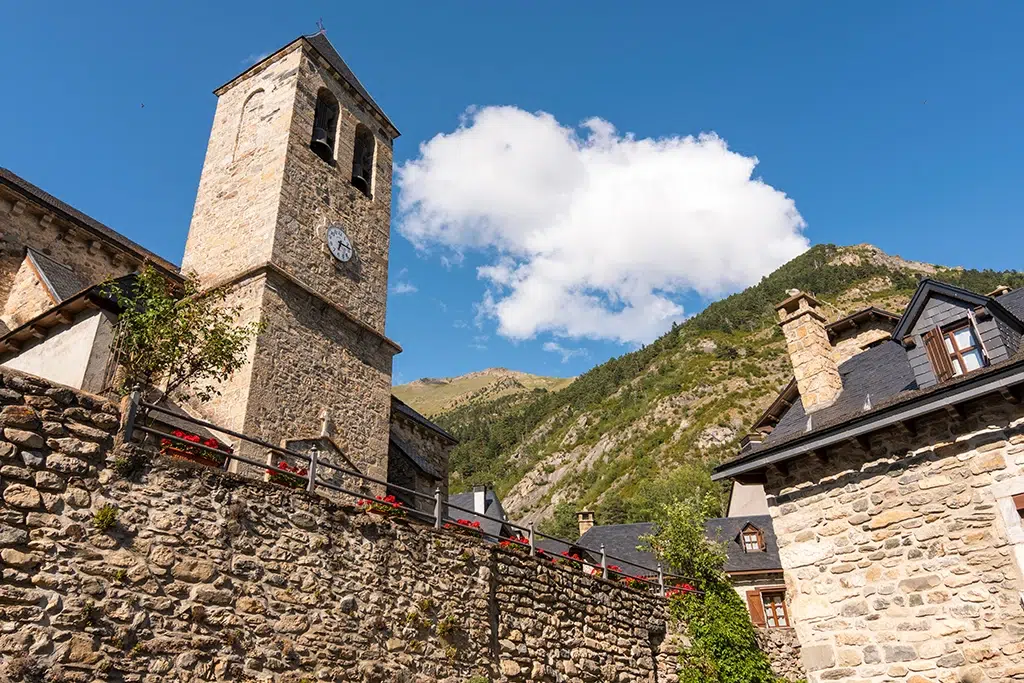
left=351, top=124, right=375, bottom=197
left=311, top=89, right=339, bottom=164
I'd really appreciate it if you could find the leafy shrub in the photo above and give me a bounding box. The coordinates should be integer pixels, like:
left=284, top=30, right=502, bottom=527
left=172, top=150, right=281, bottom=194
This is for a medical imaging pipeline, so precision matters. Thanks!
left=644, top=492, right=776, bottom=683
left=92, top=504, right=119, bottom=532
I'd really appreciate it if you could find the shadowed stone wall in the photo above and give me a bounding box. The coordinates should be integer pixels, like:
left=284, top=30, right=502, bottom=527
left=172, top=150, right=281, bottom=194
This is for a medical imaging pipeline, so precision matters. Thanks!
left=0, top=368, right=679, bottom=683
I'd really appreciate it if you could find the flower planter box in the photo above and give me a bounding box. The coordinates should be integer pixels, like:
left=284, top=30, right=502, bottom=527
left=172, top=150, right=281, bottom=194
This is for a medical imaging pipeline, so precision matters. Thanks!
left=445, top=519, right=484, bottom=538
left=160, top=430, right=231, bottom=469
left=266, top=461, right=308, bottom=489
left=357, top=495, right=406, bottom=518
left=163, top=446, right=224, bottom=469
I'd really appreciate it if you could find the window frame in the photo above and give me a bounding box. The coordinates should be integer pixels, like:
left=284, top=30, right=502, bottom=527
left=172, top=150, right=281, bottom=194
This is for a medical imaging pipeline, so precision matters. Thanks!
left=760, top=590, right=790, bottom=628
left=942, top=322, right=985, bottom=377
left=740, top=524, right=765, bottom=553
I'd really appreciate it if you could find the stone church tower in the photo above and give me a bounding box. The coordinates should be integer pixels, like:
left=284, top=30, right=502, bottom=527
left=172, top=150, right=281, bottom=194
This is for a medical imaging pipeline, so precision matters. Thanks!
left=182, top=33, right=401, bottom=480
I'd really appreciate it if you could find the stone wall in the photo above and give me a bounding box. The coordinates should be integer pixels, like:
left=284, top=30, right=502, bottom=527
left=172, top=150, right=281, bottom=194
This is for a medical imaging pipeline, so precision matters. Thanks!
left=755, top=628, right=803, bottom=682
left=830, top=319, right=893, bottom=366
left=0, top=188, right=149, bottom=319
left=0, top=368, right=679, bottom=682
left=2, top=254, right=57, bottom=329
left=243, top=269, right=394, bottom=483
left=765, top=391, right=1024, bottom=683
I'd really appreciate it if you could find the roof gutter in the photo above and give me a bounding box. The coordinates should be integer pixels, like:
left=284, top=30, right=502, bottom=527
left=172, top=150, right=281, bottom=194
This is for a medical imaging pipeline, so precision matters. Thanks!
left=712, top=359, right=1024, bottom=481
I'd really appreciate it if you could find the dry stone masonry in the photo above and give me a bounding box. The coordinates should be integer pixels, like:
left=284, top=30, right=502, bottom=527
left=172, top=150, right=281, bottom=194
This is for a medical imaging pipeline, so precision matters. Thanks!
left=767, top=392, right=1024, bottom=682
left=0, top=368, right=680, bottom=682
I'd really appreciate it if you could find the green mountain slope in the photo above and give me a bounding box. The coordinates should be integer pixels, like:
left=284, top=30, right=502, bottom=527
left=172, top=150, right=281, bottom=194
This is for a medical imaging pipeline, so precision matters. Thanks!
left=434, top=244, right=1024, bottom=537
left=393, top=368, right=574, bottom=418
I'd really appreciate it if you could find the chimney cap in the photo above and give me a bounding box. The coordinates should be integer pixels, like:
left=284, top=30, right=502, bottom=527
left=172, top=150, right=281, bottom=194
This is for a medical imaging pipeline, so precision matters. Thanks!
left=472, top=483, right=490, bottom=493
left=576, top=509, right=594, bottom=520
left=776, top=290, right=827, bottom=324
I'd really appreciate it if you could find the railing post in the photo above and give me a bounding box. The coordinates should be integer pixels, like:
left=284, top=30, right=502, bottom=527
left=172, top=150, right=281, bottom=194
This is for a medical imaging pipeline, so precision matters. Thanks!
left=122, top=388, right=141, bottom=444
left=306, top=444, right=319, bottom=494
left=434, top=486, right=442, bottom=530
left=600, top=544, right=608, bottom=579
left=658, top=564, right=665, bottom=597
left=528, top=522, right=535, bottom=556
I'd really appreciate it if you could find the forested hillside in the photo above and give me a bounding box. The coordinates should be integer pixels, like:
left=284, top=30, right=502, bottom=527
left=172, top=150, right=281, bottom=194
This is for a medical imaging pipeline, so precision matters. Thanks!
left=433, top=244, right=1024, bottom=538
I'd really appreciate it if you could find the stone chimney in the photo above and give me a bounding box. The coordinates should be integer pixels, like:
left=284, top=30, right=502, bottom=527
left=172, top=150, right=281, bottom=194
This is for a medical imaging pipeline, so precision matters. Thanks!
left=473, top=484, right=488, bottom=514
left=577, top=510, right=595, bottom=537
left=776, top=290, right=843, bottom=413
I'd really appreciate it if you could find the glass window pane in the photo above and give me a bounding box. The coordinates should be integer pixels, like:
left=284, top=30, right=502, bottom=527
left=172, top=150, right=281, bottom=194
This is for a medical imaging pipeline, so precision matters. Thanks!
left=944, top=336, right=955, bottom=353
left=765, top=614, right=775, bottom=628
left=952, top=360, right=964, bottom=377
left=962, top=349, right=984, bottom=372
left=954, top=327, right=975, bottom=349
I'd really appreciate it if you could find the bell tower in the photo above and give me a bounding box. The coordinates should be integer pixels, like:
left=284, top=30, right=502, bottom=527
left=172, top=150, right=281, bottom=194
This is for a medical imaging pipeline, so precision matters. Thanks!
left=182, top=33, right=401, bottom=480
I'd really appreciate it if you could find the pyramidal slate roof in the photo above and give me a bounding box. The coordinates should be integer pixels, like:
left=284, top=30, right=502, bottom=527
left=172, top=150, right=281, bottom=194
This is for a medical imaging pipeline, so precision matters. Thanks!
left=304, top=33, right=398, bottom=136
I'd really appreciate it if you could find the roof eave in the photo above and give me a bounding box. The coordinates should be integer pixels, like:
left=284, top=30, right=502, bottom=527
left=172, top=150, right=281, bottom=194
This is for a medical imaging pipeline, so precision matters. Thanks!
left=713, top=358, right=1024, bottom=481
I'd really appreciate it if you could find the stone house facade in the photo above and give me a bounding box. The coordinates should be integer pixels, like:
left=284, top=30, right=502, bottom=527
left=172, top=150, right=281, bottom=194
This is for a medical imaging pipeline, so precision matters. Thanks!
left=567, top=512, right=805, bottom=681
left=714, top=281, right=1024, bottom=682
left=0, top=33, right=452, bottom=504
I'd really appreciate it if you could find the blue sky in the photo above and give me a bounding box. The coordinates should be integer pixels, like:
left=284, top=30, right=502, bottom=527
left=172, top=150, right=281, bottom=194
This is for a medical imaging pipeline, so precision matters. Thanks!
left=2, top=2, right=1023, bottom=385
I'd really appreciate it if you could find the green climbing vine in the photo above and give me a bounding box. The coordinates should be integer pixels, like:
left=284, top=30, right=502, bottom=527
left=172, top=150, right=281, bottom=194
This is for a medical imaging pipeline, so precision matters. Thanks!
left=644, top=491, right=780, bottom=683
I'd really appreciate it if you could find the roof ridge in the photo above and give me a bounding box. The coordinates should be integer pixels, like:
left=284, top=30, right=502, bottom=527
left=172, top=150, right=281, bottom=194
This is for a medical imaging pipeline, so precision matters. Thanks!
left=0, top=168, right=180, bottom=276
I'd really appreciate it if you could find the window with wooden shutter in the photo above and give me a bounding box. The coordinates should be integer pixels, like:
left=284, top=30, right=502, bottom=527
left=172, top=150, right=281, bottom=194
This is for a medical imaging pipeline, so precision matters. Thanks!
left=923, top=327, right=955, bottom=383
left=746, top=590, right=766, bottom=627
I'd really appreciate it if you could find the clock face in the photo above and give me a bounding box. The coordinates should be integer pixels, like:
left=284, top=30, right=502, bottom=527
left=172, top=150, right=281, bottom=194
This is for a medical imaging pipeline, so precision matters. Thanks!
left=326, top=225, right=353, bottom=262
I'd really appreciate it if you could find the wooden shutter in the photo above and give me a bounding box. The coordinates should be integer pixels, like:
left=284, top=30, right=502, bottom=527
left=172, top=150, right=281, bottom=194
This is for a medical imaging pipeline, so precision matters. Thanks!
left=746, top=590, right=766, bottom=627
left=923, top=327, right=955, bottom=382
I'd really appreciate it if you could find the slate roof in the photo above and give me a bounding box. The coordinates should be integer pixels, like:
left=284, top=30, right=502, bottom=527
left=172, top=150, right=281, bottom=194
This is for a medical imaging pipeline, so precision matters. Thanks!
left=0, top=168, right=180, bottom=276
left=391, top=397, right=458, bottom=443
left=576, top=522, right=657, bottom=573
left=448, top=489, right=510, bottom=539
left=998, top=288, right=1024, bottom=320
left=389, top=432, right=441, bottom=479
left=761, top=340, right=918, bottom=447
left=716, top=283, right=1024, bottom=479
left=573, top=517, right=783, bottom=576
left=27, top=249, right=86, bottom=301
left=705, top=515, right=783, bottom=574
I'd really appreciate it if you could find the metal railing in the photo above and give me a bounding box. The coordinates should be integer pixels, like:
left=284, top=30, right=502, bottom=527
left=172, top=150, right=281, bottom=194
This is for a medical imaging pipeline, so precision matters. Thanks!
left=125, top=392, right=701, bottom=597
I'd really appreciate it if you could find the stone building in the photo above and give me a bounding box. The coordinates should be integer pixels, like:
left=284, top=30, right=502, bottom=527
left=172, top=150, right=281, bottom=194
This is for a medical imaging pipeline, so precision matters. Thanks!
left=0, top=32, right=451, bottom=504
left=563, top=510, right=803, bottom=680
left=713, top=280, right=1024, bottom=682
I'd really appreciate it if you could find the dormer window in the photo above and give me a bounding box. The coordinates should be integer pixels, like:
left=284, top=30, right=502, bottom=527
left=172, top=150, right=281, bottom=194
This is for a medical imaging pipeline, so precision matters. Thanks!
left=741, top=524, right=765, bottom=553
left=923, top=321, right=986, bottom=382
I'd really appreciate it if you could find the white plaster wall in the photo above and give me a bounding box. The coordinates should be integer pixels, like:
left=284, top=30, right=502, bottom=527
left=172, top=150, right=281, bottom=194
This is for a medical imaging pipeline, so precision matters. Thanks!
left=2, top=309, right=107, bottom=390
left=728, top=480, right=770, bottom=517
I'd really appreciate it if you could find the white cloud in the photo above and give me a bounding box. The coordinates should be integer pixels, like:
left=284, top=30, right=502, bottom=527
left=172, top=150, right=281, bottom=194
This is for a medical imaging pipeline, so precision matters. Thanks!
left=397, top=106, right=808, bottom=344
left=543, top=341, right=587, bottom=363
left=390, top=281, right=418, bottom=295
